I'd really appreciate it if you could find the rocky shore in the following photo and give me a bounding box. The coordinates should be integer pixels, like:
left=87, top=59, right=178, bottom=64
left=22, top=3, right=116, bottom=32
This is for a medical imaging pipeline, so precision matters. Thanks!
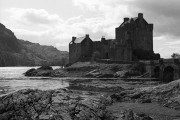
left=1, top=76, right=180, bottom=119
left=0, top=88, right=113, bottom=120
left=2, top=62, right=180, bottom=120
left=24, top=62, right=146, bottom=78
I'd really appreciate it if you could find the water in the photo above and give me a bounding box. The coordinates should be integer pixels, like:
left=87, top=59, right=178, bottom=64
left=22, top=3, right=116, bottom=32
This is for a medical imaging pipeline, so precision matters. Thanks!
left=0, top=67, right=69, bottom=96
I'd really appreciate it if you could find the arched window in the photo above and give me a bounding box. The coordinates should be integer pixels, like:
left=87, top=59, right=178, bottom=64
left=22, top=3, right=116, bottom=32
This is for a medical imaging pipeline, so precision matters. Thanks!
left=163, top=66, right=174, bottom=82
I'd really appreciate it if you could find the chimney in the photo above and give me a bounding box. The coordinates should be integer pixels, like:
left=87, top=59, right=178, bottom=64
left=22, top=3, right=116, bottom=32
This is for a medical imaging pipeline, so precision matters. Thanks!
left=148, top=24, right=153, bottom=30
left=138, top=13, right=143, bottom=19
left=85, top=34, right=89, bottom=38
left=124, top=17, right=129, bottom=22
left=101, top=36, right=106, bottom=42
left=72, top=36, right=76, bottom=43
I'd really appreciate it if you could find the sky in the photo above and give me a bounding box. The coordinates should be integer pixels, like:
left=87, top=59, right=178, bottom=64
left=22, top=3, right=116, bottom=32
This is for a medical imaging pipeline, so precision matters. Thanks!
left=0, top=0, right=180, bottom=58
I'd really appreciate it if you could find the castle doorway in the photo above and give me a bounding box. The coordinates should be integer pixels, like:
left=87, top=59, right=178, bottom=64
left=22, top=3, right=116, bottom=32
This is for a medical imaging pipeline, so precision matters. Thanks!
left=105, top=53, right=109, bottom=59
left=163, top=66, right=174, bottom=82
left=154, top=66, right=160, bottom=78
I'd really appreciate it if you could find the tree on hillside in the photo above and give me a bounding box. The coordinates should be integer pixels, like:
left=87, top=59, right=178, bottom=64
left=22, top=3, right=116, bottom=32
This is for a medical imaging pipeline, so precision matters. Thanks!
left=171, top=53, right=180, bottom=58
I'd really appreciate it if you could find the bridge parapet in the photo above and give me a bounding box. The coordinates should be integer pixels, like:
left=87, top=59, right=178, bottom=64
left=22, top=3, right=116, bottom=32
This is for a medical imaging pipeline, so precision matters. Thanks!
left=141, top=58, right=180, bottom=82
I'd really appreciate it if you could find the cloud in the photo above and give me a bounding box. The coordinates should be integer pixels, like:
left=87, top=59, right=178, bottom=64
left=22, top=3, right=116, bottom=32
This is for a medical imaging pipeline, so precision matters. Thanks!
left=4, top=1, right=137, bottom=48
left=4, top=8, right=90, bottom=51
left=128, top=0, right=180, bottom=37
left=153, top=34, right=180, bottom=58
left=7, top=8, right=62, bottom=25
left=73, top=0, right=180, bottom=38
left=4, top=6, right=120, bottom=49
left=72, top=0, right=134, bottom=38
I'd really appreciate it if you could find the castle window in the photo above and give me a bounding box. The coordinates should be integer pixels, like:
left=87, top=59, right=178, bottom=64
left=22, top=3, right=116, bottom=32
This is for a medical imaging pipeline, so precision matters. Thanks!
left=122, top=49, right=125, bottom=60
left=144, top=36, right=146, bottom=41
left=125, top=31, right=131, bottom=40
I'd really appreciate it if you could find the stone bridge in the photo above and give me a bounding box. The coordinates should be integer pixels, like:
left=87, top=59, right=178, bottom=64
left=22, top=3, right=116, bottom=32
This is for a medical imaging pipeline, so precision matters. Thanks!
left=142, top=59, right=180, bottom=82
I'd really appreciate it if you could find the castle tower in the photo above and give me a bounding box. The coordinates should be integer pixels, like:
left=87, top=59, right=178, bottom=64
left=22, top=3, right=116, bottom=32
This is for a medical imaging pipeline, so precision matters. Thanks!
left=111, top=13, right=158, bottom=61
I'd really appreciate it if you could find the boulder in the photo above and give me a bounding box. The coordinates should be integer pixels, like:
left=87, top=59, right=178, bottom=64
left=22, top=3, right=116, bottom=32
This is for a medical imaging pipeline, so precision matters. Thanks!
left=115, top=70, right=129, bottom=78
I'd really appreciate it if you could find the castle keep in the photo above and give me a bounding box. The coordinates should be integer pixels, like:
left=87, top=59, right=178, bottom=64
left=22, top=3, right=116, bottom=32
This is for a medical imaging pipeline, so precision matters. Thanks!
left=69, top=13, right=160, bottom=64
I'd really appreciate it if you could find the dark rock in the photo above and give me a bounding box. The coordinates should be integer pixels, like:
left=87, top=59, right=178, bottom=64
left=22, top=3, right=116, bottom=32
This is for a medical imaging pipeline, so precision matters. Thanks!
left=0, top=104, right=5, bottom=114
left=24, top=68, right=36, bottom=76
left=116, top=70, right=129, bottom=78
left=0, top=89, right=114, bottom=120
left=142, top=116, right=153, bottom=120
left=37, top=66, right=53, bottom=70
left=96, top=73, right=114, bottom=78
left=124, top=109, right=134, bottom=120
left=85, top=72, right=101, bottom=77
left=110, top=93, right=123, bottom=101
left=136, top=113, right=153, bottom=119
left=37, top=71, right=52, bottom=76
left=121, top=109, right=153, bottom=120
left=129, top=92, right=142, bottom=99
left=140, top=98, right=152, bottom=103
left=0, top=112, right=12, bottom=120
left=24, top=66, right=53, bottom=76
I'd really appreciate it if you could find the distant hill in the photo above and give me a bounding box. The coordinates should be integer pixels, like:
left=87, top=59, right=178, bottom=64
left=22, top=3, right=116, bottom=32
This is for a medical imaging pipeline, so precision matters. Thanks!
left=0, top=23, right=68, bottom=66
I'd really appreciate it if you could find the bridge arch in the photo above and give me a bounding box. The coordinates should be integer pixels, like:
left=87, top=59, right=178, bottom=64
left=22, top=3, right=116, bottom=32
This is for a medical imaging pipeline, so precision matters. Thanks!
left=163, top=66, right=174, bottom=82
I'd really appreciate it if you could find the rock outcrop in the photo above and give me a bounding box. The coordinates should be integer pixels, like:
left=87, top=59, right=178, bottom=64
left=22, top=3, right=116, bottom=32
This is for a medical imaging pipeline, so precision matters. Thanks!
left=25, top=62, right=146, bottom=78
left=24, top=66, right=53, bottom=76
left=0, top=89, right=113, bottom=120
left=111, top=79, right=180, bottom=110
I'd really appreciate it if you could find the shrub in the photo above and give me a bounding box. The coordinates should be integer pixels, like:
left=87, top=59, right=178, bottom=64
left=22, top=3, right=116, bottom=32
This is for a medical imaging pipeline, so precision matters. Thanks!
left=130, top=62, right=146, bottom=74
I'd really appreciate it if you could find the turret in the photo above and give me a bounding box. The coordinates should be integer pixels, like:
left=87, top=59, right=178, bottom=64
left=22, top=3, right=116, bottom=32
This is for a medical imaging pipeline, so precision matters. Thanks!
left=72, top=36, right=76, bottom=43
left=101, top=36, right=106, bottom=42
left=85, top=34, right=89, bottom=38
left=124, top=17, right=129, bottom=22
left=138, top=13, right=143, bottom=19
left=148, top=24, right=153, bottom=31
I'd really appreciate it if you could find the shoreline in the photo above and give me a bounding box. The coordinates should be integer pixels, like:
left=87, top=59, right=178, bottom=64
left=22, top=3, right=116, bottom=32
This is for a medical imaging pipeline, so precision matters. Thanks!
left=1, top=78, right=180, bottom=119
left=24, top=62, right=151, bottom=79
left=1, top=63, right=180, bottom=119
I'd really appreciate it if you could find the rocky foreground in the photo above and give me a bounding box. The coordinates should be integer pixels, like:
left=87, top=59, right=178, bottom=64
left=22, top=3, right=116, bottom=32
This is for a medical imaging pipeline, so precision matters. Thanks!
left=1, top=77, right=180, bottom=120
left=0, top=89, right=113, bottom=120
left=19, top=63, right=180, bottom=119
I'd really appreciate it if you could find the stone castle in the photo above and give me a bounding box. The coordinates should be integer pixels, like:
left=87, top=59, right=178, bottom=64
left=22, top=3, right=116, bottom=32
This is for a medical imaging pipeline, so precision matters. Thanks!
left=69, top=13, right=160, bottom=64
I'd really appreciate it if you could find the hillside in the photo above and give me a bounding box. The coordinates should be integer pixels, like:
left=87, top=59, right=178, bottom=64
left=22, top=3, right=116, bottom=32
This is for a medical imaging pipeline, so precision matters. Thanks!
left=0, top=23, right=68, bottom=66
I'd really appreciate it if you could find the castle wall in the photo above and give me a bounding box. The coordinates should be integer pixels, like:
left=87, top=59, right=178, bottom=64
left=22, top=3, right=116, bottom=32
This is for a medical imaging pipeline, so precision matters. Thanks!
left=132, top=24, right=153, bottom=52
left=101, top=44, right=110, bottom=59
left=93, top=41, right=101, bottom=53
left=81, top=37, right=93, bottom=58
left=114, top=13, right=155, bottom=61
left=101, top=40, right=111, bottom=59
left=92, top=40, right=112, bottom=59
left=116, top=24, right=153, bottom=52
left=110, top=46, right=132, bottom=61
left=69, top=43, right=82, bottom=64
